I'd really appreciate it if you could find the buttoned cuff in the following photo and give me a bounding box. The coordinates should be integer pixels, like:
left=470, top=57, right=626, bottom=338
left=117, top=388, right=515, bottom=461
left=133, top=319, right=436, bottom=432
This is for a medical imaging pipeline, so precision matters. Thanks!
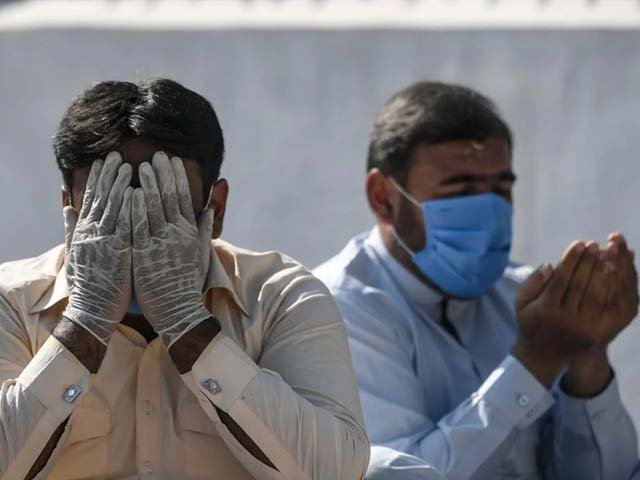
left=17, top=335, right=91, bottom=421
left=477, top=355, right=554, bottom=429
left=554, top=374, right=623, bottom=437
left=183, top=334, right=260, bottom=413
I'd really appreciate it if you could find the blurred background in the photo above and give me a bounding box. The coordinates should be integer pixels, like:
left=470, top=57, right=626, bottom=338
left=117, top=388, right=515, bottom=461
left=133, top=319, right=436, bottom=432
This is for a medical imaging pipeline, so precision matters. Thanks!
left=1, top=0, right=640, bottom=444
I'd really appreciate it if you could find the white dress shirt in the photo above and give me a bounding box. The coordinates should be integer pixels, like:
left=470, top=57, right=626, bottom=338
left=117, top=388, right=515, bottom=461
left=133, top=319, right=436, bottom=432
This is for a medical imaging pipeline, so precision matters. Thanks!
left=314, top=227, right=637, bottom=480
left=0, top=240, right=369, bottom=480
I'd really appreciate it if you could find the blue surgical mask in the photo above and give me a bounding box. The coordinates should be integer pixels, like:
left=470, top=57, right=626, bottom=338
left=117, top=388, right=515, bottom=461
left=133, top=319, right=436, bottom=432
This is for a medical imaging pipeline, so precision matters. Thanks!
left=127, top=294, right=142, bottom=314
left=389, top=178, right=513, bottom=298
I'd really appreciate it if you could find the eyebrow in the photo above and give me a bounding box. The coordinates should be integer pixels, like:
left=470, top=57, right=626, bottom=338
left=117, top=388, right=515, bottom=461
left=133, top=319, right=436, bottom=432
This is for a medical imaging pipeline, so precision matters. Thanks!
left=439, top=170, right=517, bottom=186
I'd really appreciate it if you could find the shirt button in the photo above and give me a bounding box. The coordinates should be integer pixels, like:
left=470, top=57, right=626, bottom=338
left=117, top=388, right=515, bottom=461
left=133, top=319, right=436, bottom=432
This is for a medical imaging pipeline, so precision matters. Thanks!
left=517, top=394, right=530, bottom=407
left=63, top=385, right=82, bottom=403
left=202, top=378, right=221, bottom=394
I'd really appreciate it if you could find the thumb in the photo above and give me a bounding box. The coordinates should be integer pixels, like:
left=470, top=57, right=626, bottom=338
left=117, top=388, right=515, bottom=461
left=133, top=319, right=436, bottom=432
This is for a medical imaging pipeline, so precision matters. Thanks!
left=63, top=206, right=79, bottom=253
left=517, top=263, right=553, bottom=311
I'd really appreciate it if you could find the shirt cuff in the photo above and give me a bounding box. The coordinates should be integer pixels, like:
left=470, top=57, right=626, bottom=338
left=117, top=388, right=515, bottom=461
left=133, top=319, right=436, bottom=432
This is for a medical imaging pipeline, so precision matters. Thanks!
left=554, top=373, right=623, bottom=437
left=183, top=333, right=260, bottom=413
left=17, top=335, right=91, bottom=421
left=476, top=355, right=554, bottom=429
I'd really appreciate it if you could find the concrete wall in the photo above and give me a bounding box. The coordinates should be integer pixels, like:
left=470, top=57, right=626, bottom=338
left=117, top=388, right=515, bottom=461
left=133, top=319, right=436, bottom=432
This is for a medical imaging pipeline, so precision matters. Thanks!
left=1, top=28, right=640, bottom=437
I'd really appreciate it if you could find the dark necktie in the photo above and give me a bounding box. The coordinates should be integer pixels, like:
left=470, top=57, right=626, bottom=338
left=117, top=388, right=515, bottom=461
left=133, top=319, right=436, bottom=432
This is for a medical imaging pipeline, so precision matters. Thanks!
left=440, top=298, right=460, bottom=343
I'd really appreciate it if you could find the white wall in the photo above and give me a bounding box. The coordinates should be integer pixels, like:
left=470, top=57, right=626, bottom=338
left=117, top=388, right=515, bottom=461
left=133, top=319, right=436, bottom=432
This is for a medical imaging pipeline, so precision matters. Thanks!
left=1, top=25, right=640, bottom=441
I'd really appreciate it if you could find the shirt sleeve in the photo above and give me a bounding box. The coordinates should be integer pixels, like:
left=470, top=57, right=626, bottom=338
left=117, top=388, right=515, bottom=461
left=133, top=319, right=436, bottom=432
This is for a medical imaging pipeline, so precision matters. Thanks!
left=0, top=294, right=90, bottom=480
left=542, top=374, right=638, bottom=480
left=180, top=268, right=370, bottom=480
left=334, top=289, right=554, bottom=480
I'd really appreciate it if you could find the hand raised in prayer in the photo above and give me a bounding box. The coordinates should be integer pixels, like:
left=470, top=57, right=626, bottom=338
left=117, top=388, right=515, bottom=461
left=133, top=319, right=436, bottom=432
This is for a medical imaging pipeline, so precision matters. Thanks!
left=513, top=240, right=615, bottom=387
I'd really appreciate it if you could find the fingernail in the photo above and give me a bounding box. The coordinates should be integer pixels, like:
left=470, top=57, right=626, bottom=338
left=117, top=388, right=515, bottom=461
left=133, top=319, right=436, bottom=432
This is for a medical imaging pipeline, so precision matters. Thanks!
left=106, top=151, right=122, bottom=164
left=575, top=242, right=585, bottom=253
left=152, top=151, right=169, bottom=162
left=588, top=243, right=599, bottom=254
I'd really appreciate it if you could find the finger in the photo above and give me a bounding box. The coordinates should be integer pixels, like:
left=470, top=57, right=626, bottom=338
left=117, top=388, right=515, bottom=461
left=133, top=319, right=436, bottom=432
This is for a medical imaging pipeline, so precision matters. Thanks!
left=198, top=208, right=215, bottom=286
left=116, top=187, right=134, bottom=244
left=563, top=242, right=599, bottom=312
left=88, top=152, right=122, bottom=222
left=198, top=208, right=215, bottom=248
left=171, top=156, right=196, bottom=226
left=152, top=152, right=181, bottom=224
left=63, top=206, right=79, bottom=253
left=78, top=159, right=103, bottom=220
left=582, top=255, right=614, bottom=318
left=139, top=162, right=167, bottom=237
left=545, top=241, right=586, bottom=304
left=99, top=163, right=132, bottom=235
left=516, top=263, right=553, bottom=311
left=608, top=233, right=633, bottom=267
left=132, top=188, right=151, bottom=250
left=608, top=231, right=625, bottom=244
left=605, top=238, right=634, bottom=291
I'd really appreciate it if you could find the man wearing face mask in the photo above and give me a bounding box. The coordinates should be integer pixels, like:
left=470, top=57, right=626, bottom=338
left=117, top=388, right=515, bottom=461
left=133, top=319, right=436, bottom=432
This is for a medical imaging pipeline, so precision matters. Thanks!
left=0, top=79, right=369, bottom=479
left=314, top=81, right=638, bottom=480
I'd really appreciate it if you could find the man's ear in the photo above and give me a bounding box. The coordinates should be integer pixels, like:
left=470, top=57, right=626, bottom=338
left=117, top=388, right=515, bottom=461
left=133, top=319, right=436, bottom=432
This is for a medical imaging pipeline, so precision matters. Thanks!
left=208, top=179, right=229, bottom=239
left=366, top=169, right=397, bottom=225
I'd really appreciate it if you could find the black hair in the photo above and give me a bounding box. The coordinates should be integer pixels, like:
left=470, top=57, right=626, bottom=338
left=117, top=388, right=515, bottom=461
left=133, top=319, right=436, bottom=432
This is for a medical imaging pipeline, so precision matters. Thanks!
left=54, top=78, right=224, bottom=193
left=367, top=81, right=512, bottom=178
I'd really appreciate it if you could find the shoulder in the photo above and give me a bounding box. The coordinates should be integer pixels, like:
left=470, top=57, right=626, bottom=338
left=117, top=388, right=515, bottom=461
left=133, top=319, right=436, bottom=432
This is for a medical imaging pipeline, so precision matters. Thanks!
left=215, top=238, right=314, bottom=285
left=213, top=239, right=334, bottom=314
left=313, top=230, right=388, bottom=295
left=314, top=233, right=410, bottom=329
left=0, top=245, right=64, bottom=315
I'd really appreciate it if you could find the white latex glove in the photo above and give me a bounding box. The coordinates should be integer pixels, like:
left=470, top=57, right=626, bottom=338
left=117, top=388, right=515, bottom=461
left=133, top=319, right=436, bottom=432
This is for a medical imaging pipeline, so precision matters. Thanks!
left=63, top=152, right=134, bottom=345
left=131, top=152, right=214, bottom=348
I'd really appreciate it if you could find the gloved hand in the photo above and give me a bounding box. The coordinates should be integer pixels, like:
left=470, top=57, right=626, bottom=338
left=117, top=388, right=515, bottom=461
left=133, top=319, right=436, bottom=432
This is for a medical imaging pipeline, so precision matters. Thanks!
left=63, top=152, right=134, bottom=345
left=132, top=152, right=214, bottom=348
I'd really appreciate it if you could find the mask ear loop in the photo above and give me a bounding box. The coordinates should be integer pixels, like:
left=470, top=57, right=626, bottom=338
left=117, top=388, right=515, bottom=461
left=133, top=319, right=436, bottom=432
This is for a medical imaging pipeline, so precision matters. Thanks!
left=387, top=176, right=422, bottom=208
left=387, top=176, right=421, bottom=257
left=392, top=228, right=417, bottom=257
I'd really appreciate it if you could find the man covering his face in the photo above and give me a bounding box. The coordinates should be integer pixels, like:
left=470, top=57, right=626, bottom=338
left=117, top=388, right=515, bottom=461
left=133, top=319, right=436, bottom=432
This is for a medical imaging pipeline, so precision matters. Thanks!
left=314, top=81, right=638, bottom=480
left=0, top=79, right=369, bottom=479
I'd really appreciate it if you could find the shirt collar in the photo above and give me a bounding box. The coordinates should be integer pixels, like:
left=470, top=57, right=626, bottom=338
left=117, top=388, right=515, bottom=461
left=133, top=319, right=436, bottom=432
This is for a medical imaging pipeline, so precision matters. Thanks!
left=365, top=226, right=443, bottom=309
left=30, top=241, right=250, bottom=317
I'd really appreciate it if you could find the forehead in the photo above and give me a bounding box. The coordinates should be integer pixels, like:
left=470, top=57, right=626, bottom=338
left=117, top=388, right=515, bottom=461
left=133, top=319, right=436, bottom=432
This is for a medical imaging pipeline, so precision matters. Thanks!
left=70, top=139, right=202, bottom=192
left=407, top=138, right=512, bottom=183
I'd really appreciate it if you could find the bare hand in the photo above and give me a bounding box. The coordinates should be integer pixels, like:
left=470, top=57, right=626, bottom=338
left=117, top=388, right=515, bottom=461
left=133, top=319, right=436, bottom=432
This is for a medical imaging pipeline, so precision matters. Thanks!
left=562, top=233, right=639, bottom=396
left=513, top=241, right=614, bottom=386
